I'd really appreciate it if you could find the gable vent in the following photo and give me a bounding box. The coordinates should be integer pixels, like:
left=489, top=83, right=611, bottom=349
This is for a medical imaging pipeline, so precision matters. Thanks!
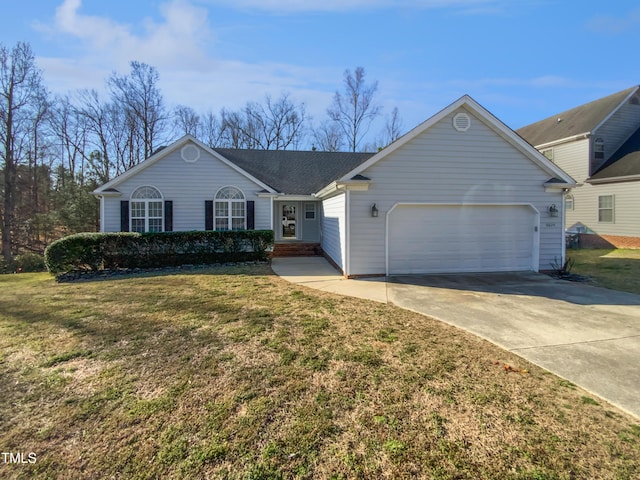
left=453, top=112, right=471, bottom=132
left=181, top=144, right=200, bottom=163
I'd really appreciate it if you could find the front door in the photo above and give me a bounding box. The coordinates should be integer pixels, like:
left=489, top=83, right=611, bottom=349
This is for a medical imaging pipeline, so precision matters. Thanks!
left=282, top=204, right=296, bottom=239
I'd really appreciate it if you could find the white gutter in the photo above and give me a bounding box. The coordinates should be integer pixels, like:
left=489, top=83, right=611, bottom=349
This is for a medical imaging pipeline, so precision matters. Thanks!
left=589, top=174, right=640, bottom=184
left=534, top=132, right=590, bottom=150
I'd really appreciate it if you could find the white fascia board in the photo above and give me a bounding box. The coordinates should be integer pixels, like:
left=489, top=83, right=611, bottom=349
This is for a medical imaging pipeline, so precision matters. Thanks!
left=533, top=133, right=591, bottom=150
left=314, top=181, right=340, bottom=199
left=588, top=174, right=640, bottom=185
left=92, top=189, right=122, bottom=197
left=93, top=134, right=278, bottom=195
left=271, top=194, right=318, bottom=201
left=314, top=179, right=370, bottom=199
left=338, top=95, right=576, bottom=186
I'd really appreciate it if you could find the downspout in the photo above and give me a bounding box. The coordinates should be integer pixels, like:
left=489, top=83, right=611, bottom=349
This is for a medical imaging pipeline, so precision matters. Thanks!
left=561, top=192, right=567, bottom=265
left=269, top=196, right=274, bottom=231
left=99, top=196, right=105, bottom=232
left=345, top=190, right=351, bottom=277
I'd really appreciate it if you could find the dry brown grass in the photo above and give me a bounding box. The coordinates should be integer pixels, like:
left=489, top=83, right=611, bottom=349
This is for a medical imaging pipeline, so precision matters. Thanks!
left=0, top=266, right=638, bottom=479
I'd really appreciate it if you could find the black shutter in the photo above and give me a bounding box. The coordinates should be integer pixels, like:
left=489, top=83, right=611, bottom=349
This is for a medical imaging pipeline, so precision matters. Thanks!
left=120, top=201, right=129, bottom=232
left=205, top=200, right=214, bottom=230
left=164, top=201, right=173, bottom=231
left=247, top=201, right=255, bottom=230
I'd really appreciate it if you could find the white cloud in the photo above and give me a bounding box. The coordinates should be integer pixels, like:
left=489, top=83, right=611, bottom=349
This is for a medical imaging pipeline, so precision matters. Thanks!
left=46, top=0, right=213, bottom=70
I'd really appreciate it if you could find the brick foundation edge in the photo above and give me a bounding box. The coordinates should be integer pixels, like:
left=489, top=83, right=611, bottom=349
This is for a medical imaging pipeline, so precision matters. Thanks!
left=577, top=233, right=640, bottom=249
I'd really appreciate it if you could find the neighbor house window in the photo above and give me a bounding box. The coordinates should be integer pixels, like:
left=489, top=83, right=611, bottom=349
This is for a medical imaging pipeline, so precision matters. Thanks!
left=215, top=186, right=245, bottom=230
left=542, top=148, right=554, bottom=162
left=594, top=138, right=605, bottom=161
left=598, top=195, right=614, bottom=223
left=565, top=194, right=574, bottom=211
left=130, top=186, right=163, bottom=232
left=304, top=203, right=316, bottom=220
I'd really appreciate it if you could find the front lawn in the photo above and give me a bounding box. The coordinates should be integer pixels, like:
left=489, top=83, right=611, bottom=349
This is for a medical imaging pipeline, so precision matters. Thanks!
left=1, top=267, right=638, bottom=479
left=567, top=248, right=640, bottom=294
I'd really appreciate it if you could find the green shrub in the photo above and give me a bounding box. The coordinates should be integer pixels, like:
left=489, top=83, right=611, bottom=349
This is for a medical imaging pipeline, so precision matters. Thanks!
left=15, top=253, right=46, bottom=272
left=44, top=230, right=274, bottom=276
left=45, top=232, right=103, bottom=274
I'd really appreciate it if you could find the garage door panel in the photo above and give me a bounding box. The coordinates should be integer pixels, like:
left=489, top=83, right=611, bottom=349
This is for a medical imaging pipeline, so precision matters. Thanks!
left=389, top=205, right=536, bottom=274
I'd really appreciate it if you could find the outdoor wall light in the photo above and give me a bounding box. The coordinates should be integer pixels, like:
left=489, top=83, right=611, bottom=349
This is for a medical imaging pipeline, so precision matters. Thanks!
left=548, top=204, right=559, bottom=217
left=371, top=203, right=379, bottom=217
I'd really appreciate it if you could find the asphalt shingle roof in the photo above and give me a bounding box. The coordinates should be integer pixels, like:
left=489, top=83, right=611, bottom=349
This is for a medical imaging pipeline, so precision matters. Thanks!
left=589, top=127, right=640, bottom=181
left=517, top=86, right=639, bottom=147
left=213, top=148, right=375, bottom=194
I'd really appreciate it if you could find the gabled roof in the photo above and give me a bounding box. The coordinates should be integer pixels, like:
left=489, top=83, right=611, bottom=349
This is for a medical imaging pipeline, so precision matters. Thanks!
left=214, top=148, right=374, bottom=195
left=338, top=95, right=575, bottom=186
left=517, top=86, right=640, bottom=147
left=589, top=126, right=640, bottom=183
left=93, top=135, right=279, bottom=195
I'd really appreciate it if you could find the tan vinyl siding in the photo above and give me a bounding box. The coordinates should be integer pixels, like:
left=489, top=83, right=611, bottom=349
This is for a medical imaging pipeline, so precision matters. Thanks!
left=347, top=107, right=563, bottom=276
left=548, top=139, right=590, bottom=182
left=321, top=194, right=346, bottom=270
left=102, top=143, right=271, bottom=232
left=568, top=181, right=640, bottom=237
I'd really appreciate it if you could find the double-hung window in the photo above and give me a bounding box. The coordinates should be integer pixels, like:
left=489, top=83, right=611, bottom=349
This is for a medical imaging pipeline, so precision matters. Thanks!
left=598, top=195, right=614, bottom=223
left=215, top=186, right=245, bottom=231
left=131, top=186, right=163, bottom=232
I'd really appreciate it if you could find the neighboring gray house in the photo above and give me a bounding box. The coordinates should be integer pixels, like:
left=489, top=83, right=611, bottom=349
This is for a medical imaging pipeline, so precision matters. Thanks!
left=517, top=86, right=640, bottom=248
left=93, top=95, right=575, bottom=276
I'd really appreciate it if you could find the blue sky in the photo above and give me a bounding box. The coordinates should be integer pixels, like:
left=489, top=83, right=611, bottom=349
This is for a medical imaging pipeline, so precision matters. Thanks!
left=2, top=0, right=640, bottom=142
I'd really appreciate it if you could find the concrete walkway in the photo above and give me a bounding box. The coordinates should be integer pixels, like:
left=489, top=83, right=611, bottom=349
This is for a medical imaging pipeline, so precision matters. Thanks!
left=271, top=257, right=640, bottom=419
left=271, top=257, right=389, bottom=303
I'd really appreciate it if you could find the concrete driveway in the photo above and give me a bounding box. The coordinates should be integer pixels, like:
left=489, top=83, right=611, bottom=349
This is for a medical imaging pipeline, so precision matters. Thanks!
left=388, top=272, right=640, bottom=419
left=272, top=258, right=640, bottom=419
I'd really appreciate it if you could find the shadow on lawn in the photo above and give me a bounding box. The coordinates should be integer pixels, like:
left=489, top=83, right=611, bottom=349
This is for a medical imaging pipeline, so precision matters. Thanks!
left=53, top=262, right=275, bottom=283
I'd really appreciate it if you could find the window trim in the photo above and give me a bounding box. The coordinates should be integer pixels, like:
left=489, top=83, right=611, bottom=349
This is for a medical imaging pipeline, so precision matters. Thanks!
left=594, top=137, right=605, bottom=161
left=541, top=148, right=554, bottom=162
left=214, top=186, right=246, bottom=231
left=304, top=202, right=316, bottom=220
left=598, top=195, right=614, bottom=223
left=565, top=194, right=574, bottom=211
left=130, top=185, right=164, bottom=232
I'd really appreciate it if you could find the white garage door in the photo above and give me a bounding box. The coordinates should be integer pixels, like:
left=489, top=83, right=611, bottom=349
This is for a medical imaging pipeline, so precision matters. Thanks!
left=388, top=204, right=537, bottom=275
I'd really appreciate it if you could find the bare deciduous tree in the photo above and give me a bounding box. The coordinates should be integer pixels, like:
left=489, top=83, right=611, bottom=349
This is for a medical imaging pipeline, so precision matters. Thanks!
left=327, top=67, right=382, bottom=152
left=312, top=121, right=344, bottom=152
left=174, top=105, right=201, bottom=138
left=0, top=41, right=47, bottom=262
left=108, top=61, right=167, bottom=163
left=217, top=93, right=306, bottom=150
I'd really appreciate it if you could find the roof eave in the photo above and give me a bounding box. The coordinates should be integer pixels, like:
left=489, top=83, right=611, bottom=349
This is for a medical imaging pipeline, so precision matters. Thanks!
left=588, top=174, right=640, bottom=184
left=533, top=132, right=591, bottom=149
left=338, top=95, right=576, bottom=185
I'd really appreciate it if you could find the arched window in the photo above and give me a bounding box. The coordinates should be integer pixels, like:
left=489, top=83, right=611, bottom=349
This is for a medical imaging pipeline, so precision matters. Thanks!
left=131, top=186, right=163, bottom=232
left=565, top=194, right=574, bottom=211
left=215, top=186, right=245, bottom=231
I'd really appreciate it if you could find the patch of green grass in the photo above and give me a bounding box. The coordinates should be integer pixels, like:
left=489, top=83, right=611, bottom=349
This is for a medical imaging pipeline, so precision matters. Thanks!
left=42, top=349, right=93, bottom=367
left=0, top=267, right=639, bottom=479
left=567, top=248, right=640, bottom=294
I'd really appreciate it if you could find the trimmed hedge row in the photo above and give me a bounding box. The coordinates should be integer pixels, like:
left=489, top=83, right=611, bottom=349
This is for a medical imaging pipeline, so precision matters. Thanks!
left=44, top=230, right=274, bottom=275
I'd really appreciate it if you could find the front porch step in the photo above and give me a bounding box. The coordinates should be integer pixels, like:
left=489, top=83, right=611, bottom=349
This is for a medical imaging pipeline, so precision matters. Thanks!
left=272, top=243, right=323, bottom=257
